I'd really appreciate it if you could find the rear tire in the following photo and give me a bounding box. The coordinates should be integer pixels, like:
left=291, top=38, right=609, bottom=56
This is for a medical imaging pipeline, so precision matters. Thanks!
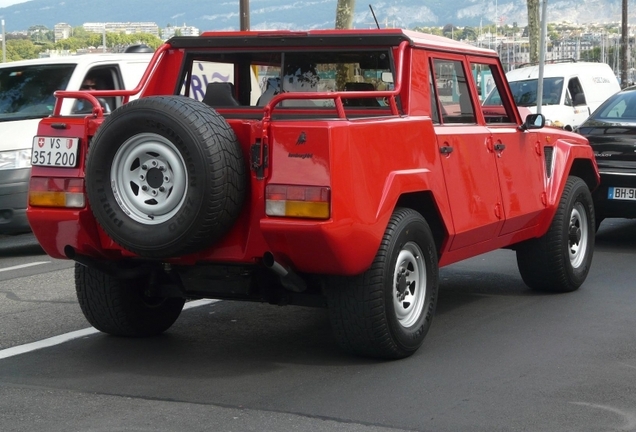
left=75, top=263, right=185, bottom=336
left=326, top=208, right=439, bottom=359
left=516, top=176, right=595, bottom=292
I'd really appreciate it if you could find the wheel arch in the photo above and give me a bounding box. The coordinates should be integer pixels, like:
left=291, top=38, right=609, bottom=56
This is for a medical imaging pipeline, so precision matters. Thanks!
left=545, top=139, right=599, bottom=209
left=569, top=157, right=600, bottom=192
left=395, top=191, right=447, bottom=257
left=374, top=169, right=451, bottom=260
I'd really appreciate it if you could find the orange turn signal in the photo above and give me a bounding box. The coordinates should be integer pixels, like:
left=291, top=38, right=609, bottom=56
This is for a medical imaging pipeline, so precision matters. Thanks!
left=265, top=184, right=330, bottom=219
left=29, top=177, right=85, bottom=208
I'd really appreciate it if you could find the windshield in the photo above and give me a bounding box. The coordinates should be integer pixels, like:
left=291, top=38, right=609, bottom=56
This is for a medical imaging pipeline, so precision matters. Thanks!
left=483, top=77, right=564, bottom=107
left=0, top=64, right=75, bottom=121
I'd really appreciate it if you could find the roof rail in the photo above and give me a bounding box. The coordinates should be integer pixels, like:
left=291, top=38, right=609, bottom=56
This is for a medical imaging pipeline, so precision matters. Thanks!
left=517, top=58, right=577, bottom=68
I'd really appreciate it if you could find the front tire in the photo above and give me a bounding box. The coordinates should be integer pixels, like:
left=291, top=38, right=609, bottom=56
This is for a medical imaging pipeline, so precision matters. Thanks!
left=326, top=208, right=439, bottom=359
left=75, top=263, right=185, bottom=336
left=516, top=176, right=595, bottom=292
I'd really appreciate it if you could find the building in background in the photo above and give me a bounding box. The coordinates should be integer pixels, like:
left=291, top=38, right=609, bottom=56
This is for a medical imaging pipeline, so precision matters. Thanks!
left=54, top=23, right=72, bottom=42
left=82, top=22, right=160, bottom=38
left=161, top=24, right=200, bottom=40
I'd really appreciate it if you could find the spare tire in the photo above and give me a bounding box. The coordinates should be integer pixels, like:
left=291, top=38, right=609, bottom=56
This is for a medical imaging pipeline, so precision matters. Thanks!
left=85, top=96, right=246, bottom=258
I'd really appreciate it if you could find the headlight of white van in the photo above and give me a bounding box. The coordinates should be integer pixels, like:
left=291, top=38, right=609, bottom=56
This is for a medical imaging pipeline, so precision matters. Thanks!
left=0, top=149, right=32, bottom=170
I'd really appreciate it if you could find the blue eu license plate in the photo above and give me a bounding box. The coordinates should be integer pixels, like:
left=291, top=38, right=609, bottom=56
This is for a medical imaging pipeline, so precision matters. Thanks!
left=608, top=187, right=636, bottom=200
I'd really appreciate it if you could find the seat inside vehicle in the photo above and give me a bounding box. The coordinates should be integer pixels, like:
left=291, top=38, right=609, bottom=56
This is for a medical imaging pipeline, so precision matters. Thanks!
left=344, top=82, right=380, bottom=107
left=202, top=82, right=240, bottom=107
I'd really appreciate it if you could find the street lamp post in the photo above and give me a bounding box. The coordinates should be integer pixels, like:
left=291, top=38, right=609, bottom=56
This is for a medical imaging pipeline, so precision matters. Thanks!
left=621, top=0, right=628, bottom=86
left=536, top=0, right=548, bottom=114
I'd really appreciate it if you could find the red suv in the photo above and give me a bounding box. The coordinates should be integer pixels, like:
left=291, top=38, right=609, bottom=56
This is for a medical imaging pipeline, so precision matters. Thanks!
left=28, top=29, right=599, bottom=359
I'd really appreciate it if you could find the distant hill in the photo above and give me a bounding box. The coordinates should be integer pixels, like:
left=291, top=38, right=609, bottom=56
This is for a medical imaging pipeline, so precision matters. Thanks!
left=0, top=0, right=634, bottom=34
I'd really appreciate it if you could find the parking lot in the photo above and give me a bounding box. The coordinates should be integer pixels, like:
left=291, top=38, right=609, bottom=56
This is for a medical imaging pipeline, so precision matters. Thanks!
left=0, top=220, right=635, bottom=431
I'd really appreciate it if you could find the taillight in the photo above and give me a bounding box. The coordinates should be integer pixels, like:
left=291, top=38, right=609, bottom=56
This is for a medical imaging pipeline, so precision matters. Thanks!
left=29, top=178, right=85, bottom=208
left=265, top=184, right=330, bottom=219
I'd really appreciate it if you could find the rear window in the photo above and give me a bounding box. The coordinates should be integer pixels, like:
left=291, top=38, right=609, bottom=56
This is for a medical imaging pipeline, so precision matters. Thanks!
left=0, top=64, right=75, bottom=121
left=178, top=49, right=396, bottom=117
left=593, top=91, right=636, bottom=121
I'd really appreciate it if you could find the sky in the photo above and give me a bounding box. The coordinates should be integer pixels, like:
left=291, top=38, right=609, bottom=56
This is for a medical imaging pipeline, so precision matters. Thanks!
left=0, top=0, right=29, bottom=7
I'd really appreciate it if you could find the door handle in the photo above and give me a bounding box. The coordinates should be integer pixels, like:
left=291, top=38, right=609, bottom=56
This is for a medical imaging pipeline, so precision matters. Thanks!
left=440, top=146, right=453, bottom=155
left=494, top=143, right=506, bottom=151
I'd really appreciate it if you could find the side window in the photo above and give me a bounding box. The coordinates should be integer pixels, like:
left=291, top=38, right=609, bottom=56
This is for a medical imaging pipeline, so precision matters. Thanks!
left=432, top=58, right=475, bottom=124
left=568, top=77, right=586, bottom=106
left=73, top=66, right=119, bottom=114
left=84, top=67, right=116, bottom=91
left=470, top=62, right=516, bottom=125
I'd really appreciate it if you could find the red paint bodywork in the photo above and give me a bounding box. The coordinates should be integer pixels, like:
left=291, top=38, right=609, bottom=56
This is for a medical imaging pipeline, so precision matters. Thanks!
left=27, top=29, right=599, bottom=276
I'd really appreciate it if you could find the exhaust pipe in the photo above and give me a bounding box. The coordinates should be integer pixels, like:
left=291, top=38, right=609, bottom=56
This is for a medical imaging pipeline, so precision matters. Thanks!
left=262, top=252, right=307, bottom=293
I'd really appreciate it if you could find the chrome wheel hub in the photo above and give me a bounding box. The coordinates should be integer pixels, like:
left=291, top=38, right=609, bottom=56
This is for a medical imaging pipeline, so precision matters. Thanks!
left=110, top=133, right=188, bottom=225
left=393, top=241, right=427, bottom=328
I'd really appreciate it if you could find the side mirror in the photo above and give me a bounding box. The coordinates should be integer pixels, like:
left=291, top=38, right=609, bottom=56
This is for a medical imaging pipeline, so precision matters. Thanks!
left=520, top=113, right=545, bottom=131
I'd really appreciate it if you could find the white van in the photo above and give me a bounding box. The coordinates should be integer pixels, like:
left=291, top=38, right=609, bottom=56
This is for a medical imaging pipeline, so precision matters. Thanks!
left=0, top=52, right=262, bottom=234
left=485, top=61, right=620, bottom=131
left=0, top=53, right=152, bottom=234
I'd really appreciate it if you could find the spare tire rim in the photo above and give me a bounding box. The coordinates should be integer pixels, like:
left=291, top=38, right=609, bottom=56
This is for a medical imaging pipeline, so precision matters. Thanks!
left=392, top=241, right=427, bottom=328
left=111, top=132, right=188, bottom=225
left=568, top=202, right=588, bottom=269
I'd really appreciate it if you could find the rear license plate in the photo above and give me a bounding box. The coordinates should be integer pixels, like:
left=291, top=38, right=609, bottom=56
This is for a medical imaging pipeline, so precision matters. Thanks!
left=32, top=136, right=79, bottom=167
left=608, top=187, right=636, bottom=200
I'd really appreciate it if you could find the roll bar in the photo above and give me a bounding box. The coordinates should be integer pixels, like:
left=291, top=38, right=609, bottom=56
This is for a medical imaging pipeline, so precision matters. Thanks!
left=51, top=43, right=171, bottom=117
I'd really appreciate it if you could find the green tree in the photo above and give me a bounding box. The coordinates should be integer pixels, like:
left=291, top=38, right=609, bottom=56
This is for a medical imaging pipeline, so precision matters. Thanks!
left=442, top=23, right=457, bottom=39
left=52, top=29, right=162, bottom=52
left=462, top=26, right=477, bottom=41
left=6, top=39, right=43, bottom=61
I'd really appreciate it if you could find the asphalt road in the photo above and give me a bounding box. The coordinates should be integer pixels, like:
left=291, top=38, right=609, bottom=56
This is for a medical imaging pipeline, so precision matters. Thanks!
left=0, top=221, right=635, bottom=432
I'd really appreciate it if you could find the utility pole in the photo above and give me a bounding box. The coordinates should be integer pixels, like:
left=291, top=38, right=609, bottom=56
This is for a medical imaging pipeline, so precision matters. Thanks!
left=621, top=0, right=628, bottom=87
left=1, top=20, right=5, bottom=63
left=240, top=0, right=250, bottom=31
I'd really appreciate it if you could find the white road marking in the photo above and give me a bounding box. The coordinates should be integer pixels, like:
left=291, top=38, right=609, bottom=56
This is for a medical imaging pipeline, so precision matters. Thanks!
left=571, top=402, right=636, bottom=431
left=0, top=261, right=50, bottom=272
left=0, top=298, right=219, bottom=360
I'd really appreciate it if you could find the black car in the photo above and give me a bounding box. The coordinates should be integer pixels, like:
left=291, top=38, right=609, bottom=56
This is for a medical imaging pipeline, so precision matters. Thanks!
left=576, top=86, right=636, bottom=228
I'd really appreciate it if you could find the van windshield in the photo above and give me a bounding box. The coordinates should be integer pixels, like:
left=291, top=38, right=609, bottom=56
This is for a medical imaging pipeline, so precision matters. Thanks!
left=0, top=64, right=75, bottom=121
left=483, top=77, right=564, bottom=107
